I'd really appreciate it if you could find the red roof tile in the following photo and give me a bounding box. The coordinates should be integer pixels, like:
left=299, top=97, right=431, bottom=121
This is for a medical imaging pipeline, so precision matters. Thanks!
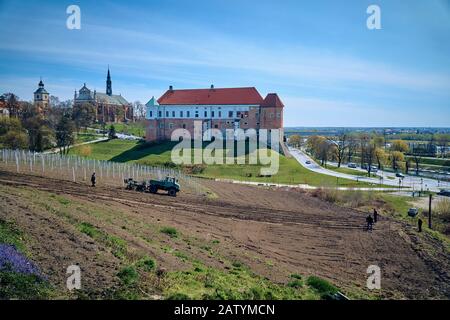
left=157, top=87, right=264, bottom=105
left=261, top=93, right=284, bottom=108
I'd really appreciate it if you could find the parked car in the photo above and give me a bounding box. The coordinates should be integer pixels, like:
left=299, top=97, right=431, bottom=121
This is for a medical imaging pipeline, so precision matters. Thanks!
left=348, top=163, right=357, bottom=168
left=371, top=166, right=378, bottom=173
left=408, top=208, right=419, bottom=217
left=437, top=189, right=450, bottom=197
left=305, top=160, right=311, bottom=165
left=396, top=173, right=405, bottom=178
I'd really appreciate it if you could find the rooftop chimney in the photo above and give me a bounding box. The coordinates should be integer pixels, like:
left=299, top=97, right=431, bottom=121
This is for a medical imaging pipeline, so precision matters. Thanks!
left=169, top=85, right=173, bottom=91
left=210, top=84, right=214, bottom=89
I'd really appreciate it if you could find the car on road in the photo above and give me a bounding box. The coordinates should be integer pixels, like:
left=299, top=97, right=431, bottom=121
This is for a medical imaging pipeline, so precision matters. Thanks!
left=408, top=208, right=419, bottom=217
left=305, top=160, right=311, bottom=165
left=370, top=166, right=378, bottom=173
left=437, top=189, right=450, bottom=197
left=396, top=173, right=405, bottom=178
left=348, top=163, right=357, bottom=168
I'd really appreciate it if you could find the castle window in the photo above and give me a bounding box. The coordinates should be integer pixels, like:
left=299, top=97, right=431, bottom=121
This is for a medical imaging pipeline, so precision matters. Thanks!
left=228, top=111, right=233, bottom=118
left=276, top=112, right=281, bottom=118
left=158, top=111, right=162, bottom=117
left=218, top=111, right=222, bottom=118
left=214, top=124, right=218, bottom=129
left=211, top=111, right=215, bottom=117
left=149, top=111, right=153, bottom=117
left=204, top=111, right=208, bottom=117
left=182, top=124, right=186, bottom=129
left=159, top=122, right=164, bottom=128
left=180, top=111, right=183, bottom=117
left=169, top=123, right=174, bottom=129
left=166, top=111, right=169, bottom=117
left=172, top=111, right=175, bottom=117
left=195, top=111, right=199, bottom=118
left=187, top=111, right=190, bottom=117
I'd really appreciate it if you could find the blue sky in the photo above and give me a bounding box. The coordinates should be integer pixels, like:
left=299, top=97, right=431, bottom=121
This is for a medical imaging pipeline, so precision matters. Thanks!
left=0, top=0, right=449, bottom=126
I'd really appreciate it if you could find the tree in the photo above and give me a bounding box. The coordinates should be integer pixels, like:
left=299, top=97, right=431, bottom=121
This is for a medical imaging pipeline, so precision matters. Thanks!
left=73, top=103, right=96, bottom=132
left=2, top=93, right=20, bottom=118
left=359, top=133, right=371, bottom=168
left=390, top=140, right=409, bottom=153
left=288, top=134, right=302, bottom=148
left=390, top=151, right=405, bottom=172
left=133, top=101, right=145, bottom=119
left=0, top=130, right=29, bottom=149
left=328, top=132, right=348, bottom=168
left=346, top=134, right=358, bottom=163
left=0, top=117, right=28, bottom=149
left=56, top=114, right=75, bottom=155
left=108, top=124, right=117, bottom=139
left=49, top=95, right=61, bottom=108
left=364, top=142, right=377, bottom=176
left=435, top=134, right=449, bottom=158
left=374, top=148, right=387, bottom=170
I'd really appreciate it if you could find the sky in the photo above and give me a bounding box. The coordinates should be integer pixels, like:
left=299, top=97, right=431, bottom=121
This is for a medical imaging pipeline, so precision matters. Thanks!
left=0, top=0, right=449, bottom=127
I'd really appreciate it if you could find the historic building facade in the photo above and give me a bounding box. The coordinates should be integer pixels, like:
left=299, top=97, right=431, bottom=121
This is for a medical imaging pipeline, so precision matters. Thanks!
left=145, top=86, right=284, bottom=142
left=33, top=79, right=50, bottom=113
left=74, top=68, right=133, bottom=123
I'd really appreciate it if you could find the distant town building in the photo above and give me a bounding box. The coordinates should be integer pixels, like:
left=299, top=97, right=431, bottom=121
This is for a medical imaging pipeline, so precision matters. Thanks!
left=74, top=68, right=133, bottom=123
left=33, top=79, right=50, bottom=113
left=145, top=86, right=284, bottom=142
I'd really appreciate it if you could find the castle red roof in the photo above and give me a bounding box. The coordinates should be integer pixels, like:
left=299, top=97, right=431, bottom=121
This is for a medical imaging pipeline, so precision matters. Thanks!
left=261, top=93, right=284, bottom=108
left=158, top=87, right=264, bottom=105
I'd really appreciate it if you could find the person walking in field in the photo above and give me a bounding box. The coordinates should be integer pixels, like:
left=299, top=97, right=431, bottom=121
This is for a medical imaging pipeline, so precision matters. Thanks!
left=373, top=209, right=378, bottom=223
left=366, top=214, right=374, bottom=232
left=418, top=218, right=423, bottom=233
left=91, top=172, right=96, bottom=187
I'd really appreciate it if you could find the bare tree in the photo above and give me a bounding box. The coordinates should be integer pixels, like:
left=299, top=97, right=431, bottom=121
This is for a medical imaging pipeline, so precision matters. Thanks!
left=328, top=132, right=348, bottom=168
left=133, top=101, right=145, bottom=119
left=347, top=134, right=358, bottom=163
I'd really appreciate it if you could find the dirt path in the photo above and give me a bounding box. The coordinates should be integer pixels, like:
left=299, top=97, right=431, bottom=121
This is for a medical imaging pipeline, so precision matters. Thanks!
left=0, top=170, right=448, bottom=299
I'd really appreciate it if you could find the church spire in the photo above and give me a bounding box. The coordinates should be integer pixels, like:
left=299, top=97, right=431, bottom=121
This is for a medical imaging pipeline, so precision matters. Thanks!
left=106, top=66, right=112, bottom=96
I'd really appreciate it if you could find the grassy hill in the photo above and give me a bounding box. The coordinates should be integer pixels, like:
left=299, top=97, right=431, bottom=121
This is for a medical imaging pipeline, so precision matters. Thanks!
left=69, top=139, right=388, bottom=188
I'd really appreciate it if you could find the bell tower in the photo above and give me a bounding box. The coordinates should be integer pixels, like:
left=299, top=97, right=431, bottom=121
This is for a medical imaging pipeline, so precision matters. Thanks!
left=106, top=67, right=112, bottom=96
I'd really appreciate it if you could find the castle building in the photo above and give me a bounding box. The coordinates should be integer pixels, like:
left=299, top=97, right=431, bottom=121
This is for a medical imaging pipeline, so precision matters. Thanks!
left=74, top=68, right=133, bottom=123
left=33, top=79, right=50, bottom=113
left=145, top=86, right=284, bottom=142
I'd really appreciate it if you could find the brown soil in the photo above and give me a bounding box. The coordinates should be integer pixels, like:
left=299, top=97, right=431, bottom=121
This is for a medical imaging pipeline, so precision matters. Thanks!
left=0, top=170, right=449, bottom=299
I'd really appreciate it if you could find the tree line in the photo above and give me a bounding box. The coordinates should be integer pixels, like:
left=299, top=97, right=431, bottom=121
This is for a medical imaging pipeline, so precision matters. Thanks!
left=0, top=93, right=121, bottom=154
left=289, top=131, right=449, bottom=176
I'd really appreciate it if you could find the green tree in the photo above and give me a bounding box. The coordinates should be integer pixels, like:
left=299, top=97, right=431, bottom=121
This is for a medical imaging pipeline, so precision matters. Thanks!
left=390, top=140, right=409, bottom=153
left=73, top=103, right=96, bottom=132
left=108, top=124, right=117, bottom=139
left=56, top=114, right=75, bottom=155
left=288, top=134, right=302, bottom=148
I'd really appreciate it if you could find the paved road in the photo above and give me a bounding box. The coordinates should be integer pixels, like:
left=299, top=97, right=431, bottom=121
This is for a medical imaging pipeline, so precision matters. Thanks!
left=289, top=147, right=449, bottom=192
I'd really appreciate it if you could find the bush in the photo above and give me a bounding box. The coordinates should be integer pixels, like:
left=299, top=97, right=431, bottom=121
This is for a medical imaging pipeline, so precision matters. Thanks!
left=117, top=266, right=138, bottom=285
left=167, top=292, right=191, bottom=300
left=160, top=227, right=178, bottom=238
left=436, top=198, right=450, bottom=222
left=306, top=276, right=338, bottom=297
left=182, top=164, right=206, bottom=174
left=137, top=257, right=156, bottom=272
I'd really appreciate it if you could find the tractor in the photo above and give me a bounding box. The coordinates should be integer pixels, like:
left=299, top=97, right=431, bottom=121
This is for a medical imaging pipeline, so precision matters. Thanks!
left=149, top=176, right=180, bottom=197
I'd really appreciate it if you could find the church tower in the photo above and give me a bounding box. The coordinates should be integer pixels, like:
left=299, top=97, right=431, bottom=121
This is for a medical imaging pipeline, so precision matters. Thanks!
left=106, top=67, right=112, bottom=96
left=34, top=78, right=50, bottom=112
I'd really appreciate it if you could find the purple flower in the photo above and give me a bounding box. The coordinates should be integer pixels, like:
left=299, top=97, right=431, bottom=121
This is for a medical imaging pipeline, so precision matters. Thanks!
left=0, top=244, right=41, bottom=277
